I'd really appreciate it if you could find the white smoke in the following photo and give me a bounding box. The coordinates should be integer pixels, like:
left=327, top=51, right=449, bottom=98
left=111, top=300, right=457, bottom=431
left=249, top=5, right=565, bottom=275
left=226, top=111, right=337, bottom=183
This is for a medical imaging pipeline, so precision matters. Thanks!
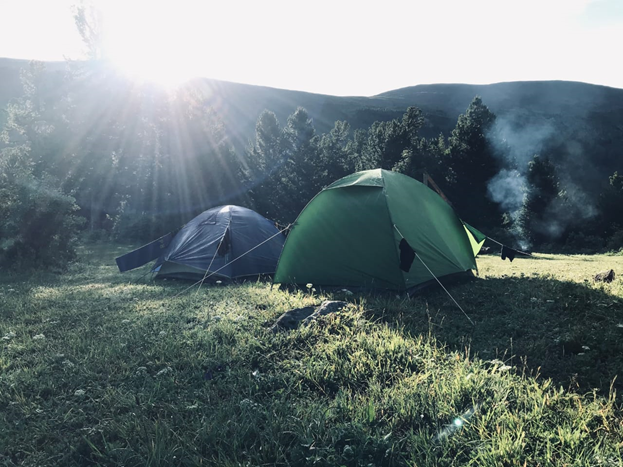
left=485, top=113, right=601, bottom=247
left=486, top=116, right=558, bottom=225
left=490, top=117, right=557, bottom=169
left=487, top=169, right=525, bottom=214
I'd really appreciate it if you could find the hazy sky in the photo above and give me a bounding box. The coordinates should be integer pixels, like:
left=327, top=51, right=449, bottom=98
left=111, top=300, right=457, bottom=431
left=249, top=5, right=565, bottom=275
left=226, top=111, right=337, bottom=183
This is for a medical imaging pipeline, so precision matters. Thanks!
left=0, top=0, right=621, bottom=96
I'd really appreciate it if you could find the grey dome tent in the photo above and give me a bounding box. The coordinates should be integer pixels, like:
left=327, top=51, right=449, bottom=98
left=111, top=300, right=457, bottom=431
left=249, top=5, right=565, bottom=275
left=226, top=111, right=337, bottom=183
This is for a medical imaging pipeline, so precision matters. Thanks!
left=115, top=205, right=286, bottom=281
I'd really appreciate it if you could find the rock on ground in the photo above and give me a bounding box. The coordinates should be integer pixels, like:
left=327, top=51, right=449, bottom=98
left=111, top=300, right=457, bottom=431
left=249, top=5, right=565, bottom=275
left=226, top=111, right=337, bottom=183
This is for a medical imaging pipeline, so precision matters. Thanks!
left=594, top=269, right=616, bottom=283
left=270, top=301, right=348, bottom=332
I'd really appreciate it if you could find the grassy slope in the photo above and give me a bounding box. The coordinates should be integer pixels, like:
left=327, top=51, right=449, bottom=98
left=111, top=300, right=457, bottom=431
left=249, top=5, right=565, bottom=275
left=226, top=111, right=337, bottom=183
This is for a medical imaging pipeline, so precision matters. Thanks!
left=1, top=244, right=623, bottom=466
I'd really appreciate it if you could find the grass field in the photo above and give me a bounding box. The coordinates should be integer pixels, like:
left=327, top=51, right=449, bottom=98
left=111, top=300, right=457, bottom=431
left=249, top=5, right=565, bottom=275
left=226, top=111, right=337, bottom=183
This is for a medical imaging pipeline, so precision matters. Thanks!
left=1, top=243, right=623, bottom=466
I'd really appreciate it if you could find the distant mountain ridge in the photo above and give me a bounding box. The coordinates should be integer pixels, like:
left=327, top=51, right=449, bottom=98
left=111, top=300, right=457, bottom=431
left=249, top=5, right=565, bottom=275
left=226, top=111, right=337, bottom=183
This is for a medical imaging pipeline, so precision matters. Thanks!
left=1, top=57, right=622, bottom=190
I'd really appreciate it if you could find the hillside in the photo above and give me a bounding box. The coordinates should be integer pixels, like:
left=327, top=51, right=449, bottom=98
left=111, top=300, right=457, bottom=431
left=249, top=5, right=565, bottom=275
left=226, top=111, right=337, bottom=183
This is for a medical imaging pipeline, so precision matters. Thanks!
left=2, top=57, right=622, bottom=195
left=3, top=57, right=623, bottom=137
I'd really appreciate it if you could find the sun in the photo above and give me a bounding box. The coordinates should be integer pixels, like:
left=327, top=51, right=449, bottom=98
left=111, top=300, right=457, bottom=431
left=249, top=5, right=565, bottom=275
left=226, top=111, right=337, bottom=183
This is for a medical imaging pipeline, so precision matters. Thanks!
left=107, top=47, right=199, bottom=88
left=99, top=1, right=203, bottom=88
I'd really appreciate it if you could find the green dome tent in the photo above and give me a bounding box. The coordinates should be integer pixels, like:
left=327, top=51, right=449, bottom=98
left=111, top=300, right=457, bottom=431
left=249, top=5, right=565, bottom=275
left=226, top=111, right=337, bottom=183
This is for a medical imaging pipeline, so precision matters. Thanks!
left=273, top=169, right=485, bottom=292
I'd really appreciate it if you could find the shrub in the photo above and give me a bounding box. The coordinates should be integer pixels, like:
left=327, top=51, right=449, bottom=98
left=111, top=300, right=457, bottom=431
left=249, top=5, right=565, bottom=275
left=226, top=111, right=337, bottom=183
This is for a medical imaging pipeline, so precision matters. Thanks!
left=0, top=172, right=83, bottom=269
left=562, top=231, right=605, bottom=254
left=111, top=201, right=177, bottom=243
left=605, top=230, right=623, bottom=253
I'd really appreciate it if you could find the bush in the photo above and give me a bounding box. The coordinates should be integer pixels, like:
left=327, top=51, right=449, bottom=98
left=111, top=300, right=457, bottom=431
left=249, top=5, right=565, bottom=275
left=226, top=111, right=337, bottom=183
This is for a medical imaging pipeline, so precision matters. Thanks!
left=81, top=228, right=111, bottom=243
left=606, top=230, right=623, bottom=253
left=561, top=231, right=606, bottom=254
left=0, top=172, right=83, bottom=269
left=112, top=200, right=178, bottom=243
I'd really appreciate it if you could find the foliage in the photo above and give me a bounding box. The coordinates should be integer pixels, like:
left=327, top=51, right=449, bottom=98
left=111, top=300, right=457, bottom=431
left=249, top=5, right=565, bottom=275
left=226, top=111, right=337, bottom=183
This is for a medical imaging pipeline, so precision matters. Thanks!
left=0, top=62, right=82, bottom=269
left=2, top=56, right=620, bottom=255
left=518, top=155, right=565, bottom=246
left=72, top=1, right=105, bottom=60
left=443, top=97, right=501, bottom=228
left=0, top=171, right=82, bottom=268
left=1, top=244, right=623, bottom=465
left=594, top=171, right=623, bottom=241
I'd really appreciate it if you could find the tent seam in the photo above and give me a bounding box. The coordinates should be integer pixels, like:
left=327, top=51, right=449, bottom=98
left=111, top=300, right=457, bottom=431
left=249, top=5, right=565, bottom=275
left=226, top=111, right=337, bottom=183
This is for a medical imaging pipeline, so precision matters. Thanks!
left=380, top=173, right=407, bottom=291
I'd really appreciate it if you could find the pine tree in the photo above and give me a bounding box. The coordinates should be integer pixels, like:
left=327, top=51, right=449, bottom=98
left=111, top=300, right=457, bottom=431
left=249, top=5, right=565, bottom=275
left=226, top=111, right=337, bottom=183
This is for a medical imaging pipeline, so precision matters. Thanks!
left=518, top=155, right=563, bottom=246
left=241, top=110, right=286, bottom=220
left=0, top=62, right=82, bottom=268
left=444, top=97, right=501, bottom=227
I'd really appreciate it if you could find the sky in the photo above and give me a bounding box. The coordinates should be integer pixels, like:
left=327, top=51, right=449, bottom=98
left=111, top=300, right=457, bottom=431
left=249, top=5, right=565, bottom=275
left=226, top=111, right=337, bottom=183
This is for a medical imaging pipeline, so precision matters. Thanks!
left=0, top=0, right=621, bottom=96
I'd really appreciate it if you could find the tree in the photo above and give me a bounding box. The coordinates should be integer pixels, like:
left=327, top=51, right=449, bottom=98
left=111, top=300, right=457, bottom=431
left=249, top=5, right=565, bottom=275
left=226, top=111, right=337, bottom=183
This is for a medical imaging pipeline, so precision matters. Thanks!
left=316, top=120, right=352, bottom=187
left=365, top=119, right=408, bottom=170
left=394, top=134, right=445, bottom=183
left=0, top=62, right=82, bottom=268
left=279, top=107, right=320, bottom=221
left=594, top=171, right=623, bottom=239
left=347, top=129, right=376, bottom=172
left=348, top=106, right=425, bottom=175
left=73, top=1, right=105, bottom=60
left=518, top=155, right=563, bottom=246
left=242, top=110, right=287, bottom=220
left=444, top=97, right=501, bottom=228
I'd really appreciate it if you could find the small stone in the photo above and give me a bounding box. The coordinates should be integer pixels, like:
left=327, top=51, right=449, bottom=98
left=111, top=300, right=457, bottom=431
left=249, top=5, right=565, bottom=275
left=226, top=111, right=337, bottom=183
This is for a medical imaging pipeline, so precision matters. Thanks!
left=594, top=269, right=616, bottom=283
left=156, top=367, right=172, bottom=376
left=270, top=306, right=316, bottom=332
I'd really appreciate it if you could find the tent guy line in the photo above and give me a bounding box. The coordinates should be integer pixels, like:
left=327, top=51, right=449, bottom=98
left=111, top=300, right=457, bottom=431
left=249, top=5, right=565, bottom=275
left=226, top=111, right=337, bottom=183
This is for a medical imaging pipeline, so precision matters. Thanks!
left=196, top=216, right=232, bottom=295
left=173, top=225, right=291, bottom=299
left=393, top=224, right=475, bottom=326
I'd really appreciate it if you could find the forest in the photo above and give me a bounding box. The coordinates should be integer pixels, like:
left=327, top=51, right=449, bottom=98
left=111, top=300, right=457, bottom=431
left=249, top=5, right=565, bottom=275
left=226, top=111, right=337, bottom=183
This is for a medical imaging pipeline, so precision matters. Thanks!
left=1, top=55, right=623, bottom=270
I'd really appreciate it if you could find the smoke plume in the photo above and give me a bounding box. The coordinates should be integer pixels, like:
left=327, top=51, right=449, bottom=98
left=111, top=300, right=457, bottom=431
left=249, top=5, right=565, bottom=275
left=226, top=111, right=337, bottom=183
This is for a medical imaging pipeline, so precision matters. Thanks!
left=486, top=113, right=597, bottom=247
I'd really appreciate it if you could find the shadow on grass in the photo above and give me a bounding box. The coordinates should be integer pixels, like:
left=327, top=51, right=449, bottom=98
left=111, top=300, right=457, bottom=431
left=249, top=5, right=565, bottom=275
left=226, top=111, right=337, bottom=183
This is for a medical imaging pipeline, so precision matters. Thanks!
left=365, top=274, right=623, bottom=397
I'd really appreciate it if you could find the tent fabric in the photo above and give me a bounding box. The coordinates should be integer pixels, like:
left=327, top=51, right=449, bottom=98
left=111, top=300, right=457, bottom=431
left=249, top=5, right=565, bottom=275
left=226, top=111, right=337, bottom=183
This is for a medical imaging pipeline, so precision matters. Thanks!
left=115, top=232, right=173, bottom=273
left=462, top=222, right=487, bottom=256
left=115, top=205, right=285, bottom=281
left=273, top=169, right=479, bottom=291
left=153, top=205, right=285, bottom=280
